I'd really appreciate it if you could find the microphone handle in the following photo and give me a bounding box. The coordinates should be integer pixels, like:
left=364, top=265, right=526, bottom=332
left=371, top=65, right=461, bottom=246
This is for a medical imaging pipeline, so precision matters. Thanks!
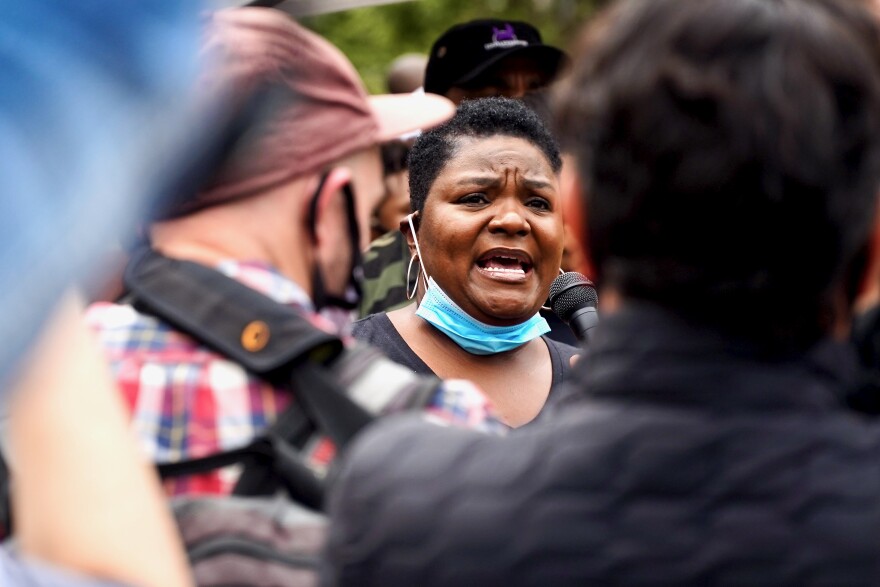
left=568, top=306, right=599, bottom=344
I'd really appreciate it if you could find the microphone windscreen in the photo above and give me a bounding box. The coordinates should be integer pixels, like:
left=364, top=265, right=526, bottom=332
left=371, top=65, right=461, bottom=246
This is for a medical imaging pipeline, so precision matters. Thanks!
left=549, top=272, right=598, bottom=323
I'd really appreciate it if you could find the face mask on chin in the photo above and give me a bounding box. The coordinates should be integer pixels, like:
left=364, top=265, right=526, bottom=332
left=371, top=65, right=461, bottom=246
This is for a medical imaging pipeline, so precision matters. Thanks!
left=416, top=276, right=550, bottom=354
left=406, top=213, right=549, bottom=355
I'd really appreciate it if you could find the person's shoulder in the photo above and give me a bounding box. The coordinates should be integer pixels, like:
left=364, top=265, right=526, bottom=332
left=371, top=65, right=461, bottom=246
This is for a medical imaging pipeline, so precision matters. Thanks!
left=359, top=232, right=412, bottom=316
left=545, top=337, right=580, bottom=354
left=351, top=312, right=391, bottom=339
left=362, top=230, right=407, bottom=267
left=543, top=335, right=581, bottom=367
left=352, top=313, right=414, bottom=358
left=331, top=412, right=498, bottom=493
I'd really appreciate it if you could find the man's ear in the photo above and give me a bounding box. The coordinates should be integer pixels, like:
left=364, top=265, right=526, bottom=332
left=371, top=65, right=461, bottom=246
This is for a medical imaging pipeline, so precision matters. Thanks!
left=399, top=211, right=420, bottom=257
left=308, top=167, right=352, bottom=244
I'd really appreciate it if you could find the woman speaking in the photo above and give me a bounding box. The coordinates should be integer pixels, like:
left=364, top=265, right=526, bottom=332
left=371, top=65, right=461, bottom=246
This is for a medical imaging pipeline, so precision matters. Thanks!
left=353, top=98, right=578, bottom=427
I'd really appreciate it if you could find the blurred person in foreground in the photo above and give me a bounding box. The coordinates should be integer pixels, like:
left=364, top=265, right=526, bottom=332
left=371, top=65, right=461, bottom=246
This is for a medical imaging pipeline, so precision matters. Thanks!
left=85, top=7, right=500, bottom=497
left=0, top=1, right=202, bottom=585
left=5, top=295, right=193, bottom=587
left=326, top=0, right=880, bottom=584
left=354, top=98, right=578, bottom=427
left=359, top=19, right=570, bottom=320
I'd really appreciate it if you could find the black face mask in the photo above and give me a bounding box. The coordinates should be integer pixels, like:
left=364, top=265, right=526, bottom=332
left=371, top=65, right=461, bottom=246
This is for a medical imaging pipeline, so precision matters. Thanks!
left=306, top=172, right=363, bottom=311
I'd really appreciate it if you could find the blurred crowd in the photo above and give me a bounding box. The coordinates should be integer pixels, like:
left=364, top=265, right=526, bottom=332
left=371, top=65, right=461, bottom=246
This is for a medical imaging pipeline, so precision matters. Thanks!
left=4, top=0, right=880, bottom=585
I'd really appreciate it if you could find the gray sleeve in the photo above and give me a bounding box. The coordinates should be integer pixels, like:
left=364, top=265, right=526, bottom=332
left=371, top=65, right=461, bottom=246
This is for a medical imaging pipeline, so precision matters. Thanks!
left=325, top=414, right=538, bottom=587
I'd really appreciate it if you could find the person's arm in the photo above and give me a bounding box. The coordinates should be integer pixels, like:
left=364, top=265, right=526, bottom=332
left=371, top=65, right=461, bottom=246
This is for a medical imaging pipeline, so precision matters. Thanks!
left=6, top=293, right=193, bottom=587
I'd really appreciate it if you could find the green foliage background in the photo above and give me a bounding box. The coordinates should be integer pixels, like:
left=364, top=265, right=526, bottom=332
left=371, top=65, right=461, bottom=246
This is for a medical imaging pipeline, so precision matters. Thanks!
left=304, top=0, right=606, bottom=94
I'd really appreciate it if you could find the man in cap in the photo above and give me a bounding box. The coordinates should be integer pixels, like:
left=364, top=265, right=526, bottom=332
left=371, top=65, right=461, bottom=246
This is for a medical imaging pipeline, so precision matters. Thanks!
left=85, top=7, right=497, bottom=496
left=359, top=18, right=569, bottom=319
left=424, top=19, right=567, bottom=104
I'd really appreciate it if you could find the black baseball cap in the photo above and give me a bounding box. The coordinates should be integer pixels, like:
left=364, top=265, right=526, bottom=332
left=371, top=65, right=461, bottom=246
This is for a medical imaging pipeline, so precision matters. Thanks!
left=424, top=19, right=568, bottom=96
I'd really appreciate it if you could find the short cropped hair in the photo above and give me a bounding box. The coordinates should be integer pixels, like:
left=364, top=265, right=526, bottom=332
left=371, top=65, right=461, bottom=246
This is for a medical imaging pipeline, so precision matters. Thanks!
left=409, top=97, right=562, bottom=215
left=556, top=0, right=880, bottom=351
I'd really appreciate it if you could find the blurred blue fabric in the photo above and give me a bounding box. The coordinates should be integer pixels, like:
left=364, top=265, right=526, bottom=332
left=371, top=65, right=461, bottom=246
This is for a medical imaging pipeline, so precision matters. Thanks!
left=0, top=548, right=123, bottom=586
left=0, top=2, right=203, bottom=391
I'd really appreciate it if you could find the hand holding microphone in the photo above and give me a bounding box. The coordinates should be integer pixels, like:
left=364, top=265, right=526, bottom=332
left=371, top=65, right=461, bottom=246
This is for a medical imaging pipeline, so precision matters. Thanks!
left=549, top=272, right=598, bottom=344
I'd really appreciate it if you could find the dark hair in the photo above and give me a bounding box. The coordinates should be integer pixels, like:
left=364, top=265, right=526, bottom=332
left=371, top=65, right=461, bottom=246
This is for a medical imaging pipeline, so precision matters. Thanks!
left=556, top=0, right=880, bottom=351
left=408, top=97, right=562, bottom=215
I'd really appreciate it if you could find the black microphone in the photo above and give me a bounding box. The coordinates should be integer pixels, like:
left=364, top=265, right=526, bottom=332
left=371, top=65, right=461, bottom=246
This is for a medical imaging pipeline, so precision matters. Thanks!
left=549, top=272, right=598, bottom=344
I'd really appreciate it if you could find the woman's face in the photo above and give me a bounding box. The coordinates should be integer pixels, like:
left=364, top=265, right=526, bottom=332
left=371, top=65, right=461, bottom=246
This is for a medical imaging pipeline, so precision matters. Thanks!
left=417, top=135, right=564, bottom=326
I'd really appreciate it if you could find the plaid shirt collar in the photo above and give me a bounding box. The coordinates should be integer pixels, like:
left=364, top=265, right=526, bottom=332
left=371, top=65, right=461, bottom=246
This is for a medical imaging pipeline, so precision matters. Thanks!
left=213, top=259, right=351, bottom=336
left=215, top=259, right=315, bottom=311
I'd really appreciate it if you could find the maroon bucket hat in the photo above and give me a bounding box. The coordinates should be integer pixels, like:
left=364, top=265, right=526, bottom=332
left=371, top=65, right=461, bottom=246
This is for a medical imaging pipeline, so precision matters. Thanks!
left=179, top=7, right=454, bottom=215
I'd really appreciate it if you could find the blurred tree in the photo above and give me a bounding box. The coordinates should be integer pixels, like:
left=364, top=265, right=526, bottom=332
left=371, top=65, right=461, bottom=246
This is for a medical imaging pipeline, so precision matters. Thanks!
left=303, top=0, right=606, bottom=93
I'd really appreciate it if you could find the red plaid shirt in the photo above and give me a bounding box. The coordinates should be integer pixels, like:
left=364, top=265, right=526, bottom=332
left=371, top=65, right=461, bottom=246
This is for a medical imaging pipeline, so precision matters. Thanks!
left=86, top=260, right=502, bottom=496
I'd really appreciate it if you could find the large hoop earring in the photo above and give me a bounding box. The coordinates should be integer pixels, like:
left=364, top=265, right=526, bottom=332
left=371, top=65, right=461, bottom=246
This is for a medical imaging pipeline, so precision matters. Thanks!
left=406, top=254, right=421, bottom=300
left=405, top=212, right=429, bottom=285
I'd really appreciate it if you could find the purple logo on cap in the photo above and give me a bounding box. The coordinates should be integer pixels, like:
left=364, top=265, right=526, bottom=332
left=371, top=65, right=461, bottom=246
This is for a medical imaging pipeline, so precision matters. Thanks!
left=493, top=24, right=517, bottom=42
left=484, top=23, right=529, bottom=50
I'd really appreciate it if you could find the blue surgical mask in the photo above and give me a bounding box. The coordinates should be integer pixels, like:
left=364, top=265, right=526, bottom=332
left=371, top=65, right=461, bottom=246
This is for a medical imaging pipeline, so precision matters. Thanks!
left=416, top=277, right=550, bottom=355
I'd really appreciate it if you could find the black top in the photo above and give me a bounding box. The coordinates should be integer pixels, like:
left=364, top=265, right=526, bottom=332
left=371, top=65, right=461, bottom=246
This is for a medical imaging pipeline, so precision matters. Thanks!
left=328, top=304, right=880, bottom=586
left=351, top=312, right=579, bottom=398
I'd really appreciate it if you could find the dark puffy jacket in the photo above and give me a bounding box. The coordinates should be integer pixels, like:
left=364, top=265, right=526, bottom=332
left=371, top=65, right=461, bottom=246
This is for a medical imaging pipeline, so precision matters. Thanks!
left=326, top=305, right=880, bottom=586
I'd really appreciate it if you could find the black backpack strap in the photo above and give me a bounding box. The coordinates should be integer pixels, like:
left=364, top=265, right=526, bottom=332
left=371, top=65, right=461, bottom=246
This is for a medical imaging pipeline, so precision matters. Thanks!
left=157, top=434, right=324, bottom=510
left=125, top=248, right=375, bottom=506
left=124, top=248, right=342, bottom=373
left=124, top=248, right=374, bottom=446
left=0, top=448, right=11, bottom=538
